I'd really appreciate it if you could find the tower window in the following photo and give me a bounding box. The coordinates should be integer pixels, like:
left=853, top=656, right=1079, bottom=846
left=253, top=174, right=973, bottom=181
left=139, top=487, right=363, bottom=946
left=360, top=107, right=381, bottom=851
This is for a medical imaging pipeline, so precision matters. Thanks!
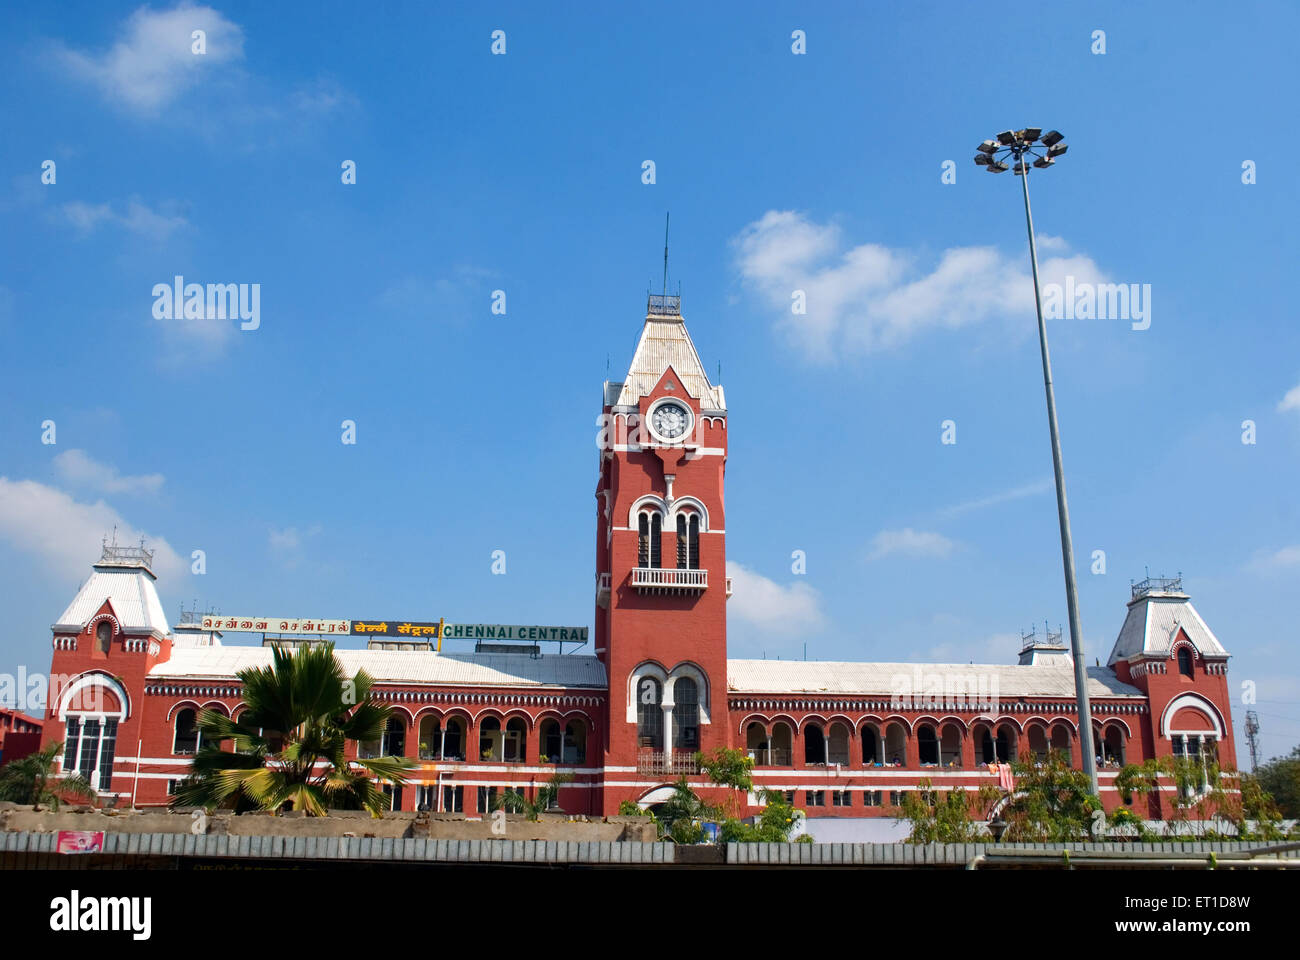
left=672, top=677, right=699, bottom=749
left=1177, top=647, right=1194, bottom=678
left=676, top=513, right=700, bottom=569
left=638, top=512, right=662, bottom=568
left=636, top=677, right=662, bottom=749
left=96, top=620, right=112, bottom=653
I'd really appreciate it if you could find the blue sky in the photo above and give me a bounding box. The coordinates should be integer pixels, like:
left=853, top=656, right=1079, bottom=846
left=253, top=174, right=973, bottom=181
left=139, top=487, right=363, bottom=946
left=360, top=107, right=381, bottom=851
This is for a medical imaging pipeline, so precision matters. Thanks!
left=2, top=1, right=1298, bottom=766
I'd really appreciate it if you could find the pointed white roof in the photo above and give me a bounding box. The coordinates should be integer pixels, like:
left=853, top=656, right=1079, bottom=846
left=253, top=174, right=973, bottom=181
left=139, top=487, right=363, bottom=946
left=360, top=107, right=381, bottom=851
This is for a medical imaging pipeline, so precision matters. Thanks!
left=53, top=563, right=171, bottom=637
left=1107, top=588, right=1227, bottom=665
left=610, top=303, right=725, bottom=410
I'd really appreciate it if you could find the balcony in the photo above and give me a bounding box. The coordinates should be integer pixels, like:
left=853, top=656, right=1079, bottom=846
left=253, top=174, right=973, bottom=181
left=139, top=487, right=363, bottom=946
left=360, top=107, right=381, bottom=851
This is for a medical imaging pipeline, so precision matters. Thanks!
left=630, top=567, right=707, bottom=594
left=596, top=572, right=611, bottom=608
left=637, top=750, right=701, bottom=777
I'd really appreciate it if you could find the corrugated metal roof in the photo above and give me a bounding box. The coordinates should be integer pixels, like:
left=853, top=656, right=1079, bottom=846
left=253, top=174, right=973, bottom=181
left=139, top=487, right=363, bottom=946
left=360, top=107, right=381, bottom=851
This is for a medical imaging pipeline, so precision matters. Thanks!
left=726, top=660, right=1144, bottom=699
left=53, top=565, right=170, bottom=636
left=1108, top=594, right=1227, bottom=664
left=614, top=316, right=725, bottom=410
left=149, top=647, right=607, bottom=689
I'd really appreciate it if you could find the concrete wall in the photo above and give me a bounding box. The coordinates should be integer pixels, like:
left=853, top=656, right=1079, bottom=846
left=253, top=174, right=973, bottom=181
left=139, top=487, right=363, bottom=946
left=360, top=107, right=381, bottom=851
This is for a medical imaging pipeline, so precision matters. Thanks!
left=0, top=802, right=655, bottom=842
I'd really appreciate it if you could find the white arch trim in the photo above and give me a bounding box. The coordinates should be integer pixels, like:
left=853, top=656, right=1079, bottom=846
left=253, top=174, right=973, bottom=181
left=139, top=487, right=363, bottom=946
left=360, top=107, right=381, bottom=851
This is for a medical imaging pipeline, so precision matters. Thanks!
left=57, top=672, right=129, bottom=721
left=626, top=661, right=669, bottom=723
left=664, top=662, right=711, bottom=724
left=668, top=496, right=710, bottom=530
left=627, top=495, right=668, bottom=527
left=1160, top=692, right=1225, bottom=738
left=636, top=785, right=680, bottom=808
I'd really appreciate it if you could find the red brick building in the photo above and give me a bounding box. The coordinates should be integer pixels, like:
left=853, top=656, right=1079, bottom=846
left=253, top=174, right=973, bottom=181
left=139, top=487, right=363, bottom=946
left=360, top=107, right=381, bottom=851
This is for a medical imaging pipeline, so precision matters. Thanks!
left=39, top=295, right=1235, bottom=831
left=0, top=707, right=44, bottom=765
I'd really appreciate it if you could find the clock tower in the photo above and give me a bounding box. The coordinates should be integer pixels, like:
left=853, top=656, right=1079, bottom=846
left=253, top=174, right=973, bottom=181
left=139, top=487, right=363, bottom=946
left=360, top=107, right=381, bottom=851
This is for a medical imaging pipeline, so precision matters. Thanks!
left=595, top=294, right=730, bottom=812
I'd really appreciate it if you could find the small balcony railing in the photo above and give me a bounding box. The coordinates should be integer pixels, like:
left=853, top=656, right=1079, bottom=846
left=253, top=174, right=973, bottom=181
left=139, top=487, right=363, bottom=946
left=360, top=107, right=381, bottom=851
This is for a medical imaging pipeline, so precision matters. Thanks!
left=647, top=294, right=681, bottom=316
left=596, top=572, right=611, bottom=608
left=637, top=750, right=701, bottom=777
left=630, top=567, right=707, bottom=593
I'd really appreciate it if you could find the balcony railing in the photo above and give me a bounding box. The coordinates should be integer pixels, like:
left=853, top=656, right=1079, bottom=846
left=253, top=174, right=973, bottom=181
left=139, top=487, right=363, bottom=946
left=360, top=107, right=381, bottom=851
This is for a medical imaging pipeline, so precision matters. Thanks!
left=637, top=750, right=701, bottom=777
left=630, top=567, right=707, bottom=593
left=647, top=293, right=681, bottom=316
left=596, top=572, right=611, bottom=608
left=1131, top=574, right=1184, bottom=599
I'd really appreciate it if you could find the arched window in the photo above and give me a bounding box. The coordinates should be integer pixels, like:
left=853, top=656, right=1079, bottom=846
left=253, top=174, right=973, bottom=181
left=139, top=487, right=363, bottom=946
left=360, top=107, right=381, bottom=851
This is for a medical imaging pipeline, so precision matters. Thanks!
left=63, top=715, right=119, bottom=791
left=1178, top=647, right=1194, bottom=678
left=940, top=724, right=962, bottom=767
left=479, top=717, right=503, bottom=761
left=504, top=717, right=527, bottom=762
left=95, top=621, right=112, bottom=654
left=676, top=513, right=700, bottom=569
left=862, top=724, right=883, bottom=765
left=418, top=716, right=441, bottom=759
left=771, top=722, right=793, bottom=765
left=672, top=678, right=699, bottom=749
left=995, top=724, right=1017, bottom=763
left=827, top=722, right=851, bottom=765
left=442, top=717, right=465, bottom=761
left=884, top=723, right=908, bottom=766
left=1027, top=725, right=1049, bottom=760
left=540, top=719, right=562, bottom=762
left=173, top=708, right=200, bottom=755
left=804, top=723, right=826, bottom=765
left=638, top=512, right=662, bottom=568
left=563, top=720, right=587, bottom=764
left=380, top=716, right=405, bottom=757
left=746, top=722, right=771, bottom=765
left=636, top=678, right=662, bottom=748
left=917, top=724, right=939, bottom=765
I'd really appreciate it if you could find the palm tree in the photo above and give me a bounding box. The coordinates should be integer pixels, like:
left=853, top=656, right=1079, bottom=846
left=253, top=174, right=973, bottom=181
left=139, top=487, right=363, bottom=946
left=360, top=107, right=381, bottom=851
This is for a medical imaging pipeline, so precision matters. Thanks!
left=489, top=773, right=574, bottom=820
left=171, top=642, right=413, bottom=816
left=0, top=741, right=97, bottom=811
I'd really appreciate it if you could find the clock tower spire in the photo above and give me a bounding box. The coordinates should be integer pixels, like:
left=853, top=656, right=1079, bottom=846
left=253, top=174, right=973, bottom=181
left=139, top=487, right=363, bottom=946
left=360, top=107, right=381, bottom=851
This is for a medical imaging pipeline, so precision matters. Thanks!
left=595, top=292, right=729, bottom=813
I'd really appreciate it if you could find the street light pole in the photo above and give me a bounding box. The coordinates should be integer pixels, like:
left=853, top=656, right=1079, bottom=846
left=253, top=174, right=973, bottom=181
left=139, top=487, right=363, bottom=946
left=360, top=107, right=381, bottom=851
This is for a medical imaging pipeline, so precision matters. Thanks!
left=975, top=129, right=1099, bottom=797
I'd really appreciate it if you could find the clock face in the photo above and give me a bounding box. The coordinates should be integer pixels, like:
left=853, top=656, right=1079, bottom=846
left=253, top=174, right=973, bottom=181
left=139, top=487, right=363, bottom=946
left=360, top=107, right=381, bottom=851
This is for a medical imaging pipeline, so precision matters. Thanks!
left=651, top=401, right=690, bottom=440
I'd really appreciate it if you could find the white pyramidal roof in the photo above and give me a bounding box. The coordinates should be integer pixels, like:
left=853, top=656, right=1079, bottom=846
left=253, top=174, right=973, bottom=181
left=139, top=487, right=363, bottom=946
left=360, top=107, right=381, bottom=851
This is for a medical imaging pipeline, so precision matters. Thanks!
left=150, top=647, right=607, bottom=690
left=727, top=660, right=1144, bottom=699
left=610, top=307, right=725, bottom=410
left=53, top=563, right=171, bottom=637
left=1107, top=590, right=1227, bottom=665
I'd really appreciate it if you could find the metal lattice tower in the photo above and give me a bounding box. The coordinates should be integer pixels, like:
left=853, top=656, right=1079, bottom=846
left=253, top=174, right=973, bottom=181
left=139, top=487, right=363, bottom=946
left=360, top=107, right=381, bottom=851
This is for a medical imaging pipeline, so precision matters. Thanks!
left=1244, top=710, right=1261, bottom=773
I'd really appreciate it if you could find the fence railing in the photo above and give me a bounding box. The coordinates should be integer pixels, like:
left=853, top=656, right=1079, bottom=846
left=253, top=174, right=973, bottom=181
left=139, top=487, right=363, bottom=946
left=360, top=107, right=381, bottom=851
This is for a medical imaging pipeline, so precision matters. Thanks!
left=637, top=751, right=701, bottom=776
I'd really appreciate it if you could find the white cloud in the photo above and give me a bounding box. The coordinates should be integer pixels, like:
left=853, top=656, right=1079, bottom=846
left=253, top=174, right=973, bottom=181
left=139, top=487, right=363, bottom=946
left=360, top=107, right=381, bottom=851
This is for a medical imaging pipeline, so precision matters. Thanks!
left=1278, top=383, right=1300, bottom=414
left=725, top=561, right=826, bottom=634
left=0, top=477, right=184, bottom=583
left=867, top=528, right=957, bottom=561
left=61, top=198, right=188, bottom=241
left=268, top=525, right=321, bottom=570
left=52, top=2, right=244, bottom=113
left=938, top=479, right=1051, bottom=518
left=54, top=449, right=165, bottom=496
left=1257, top=545, right=1300, bottom=568
left=732, top=210, right=1108, bottom=360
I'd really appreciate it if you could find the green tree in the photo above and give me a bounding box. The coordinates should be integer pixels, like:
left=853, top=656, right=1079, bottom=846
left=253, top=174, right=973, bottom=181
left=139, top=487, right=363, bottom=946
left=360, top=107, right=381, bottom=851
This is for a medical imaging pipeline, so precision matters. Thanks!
left=695, top=746, right=753, bottom=819
left=489, top=773, right=574, bottom=820
left=1256, top=746, right=1300, bottom=819
left=0, top=742, right=97, bottom=811
left=900, top=779, right=1000, bottom=843
left=648, top=778, right=722, bottom=843
left=171, top=642, right=413, bottom=816
left=1000, top=749, right=1100, bottom=842
left=719, top=789, right=808, bottom=843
